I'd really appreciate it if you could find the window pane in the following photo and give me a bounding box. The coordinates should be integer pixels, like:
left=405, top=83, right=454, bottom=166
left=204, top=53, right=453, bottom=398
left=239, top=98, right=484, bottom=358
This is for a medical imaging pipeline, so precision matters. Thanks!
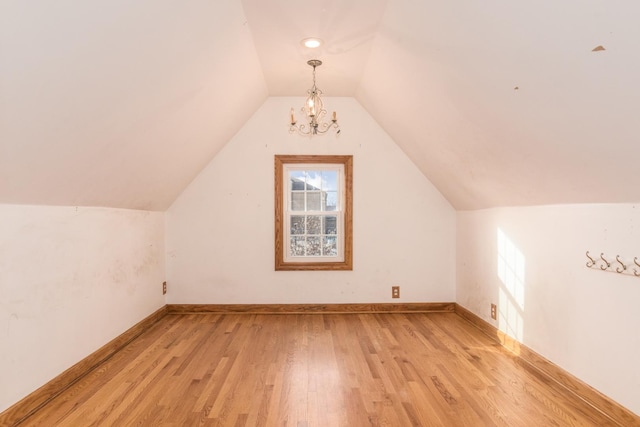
left=306, top=216, right=321, bottom=234
left=291, top=216, right=305, bottom=235
left=323, top=236, right=338, bottom=256
left=324, top=191, right=337, bottom=211
left=290, top=171, right=306, bottom=191
left=307, top=192, right=321, bottom=211
left=291, top=192, right=304, bottom=211
left=305, top=171, right=322, bottom=190
left=307, top=237, right=321, bottom=256
left=321, top=171, right=338, bottom=191
left=290, top=236, right=306, bottom=256
left=324, top=216, right=337, bottom=235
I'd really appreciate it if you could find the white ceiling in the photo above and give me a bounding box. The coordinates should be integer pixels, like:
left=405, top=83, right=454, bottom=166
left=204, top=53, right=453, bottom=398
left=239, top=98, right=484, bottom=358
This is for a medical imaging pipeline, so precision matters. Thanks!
left=241, top=0, right=388, bottom=96
left=0, top=1, right=267, bottom=210
left=2, top=1, right=640, bottom=210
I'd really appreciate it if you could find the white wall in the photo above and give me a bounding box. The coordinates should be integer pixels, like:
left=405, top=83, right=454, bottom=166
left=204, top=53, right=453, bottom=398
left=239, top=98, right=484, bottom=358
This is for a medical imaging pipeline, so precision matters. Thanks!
left=0, top=204, right=165, bottom=412
left=457, top=204, right=640, bottom=415
left=166, top=97, right=456, bottom=304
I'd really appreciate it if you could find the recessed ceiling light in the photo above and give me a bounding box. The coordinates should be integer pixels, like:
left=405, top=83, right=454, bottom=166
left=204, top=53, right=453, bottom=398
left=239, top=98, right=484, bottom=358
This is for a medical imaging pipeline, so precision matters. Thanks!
left=301, top=38, right=323, bottom=48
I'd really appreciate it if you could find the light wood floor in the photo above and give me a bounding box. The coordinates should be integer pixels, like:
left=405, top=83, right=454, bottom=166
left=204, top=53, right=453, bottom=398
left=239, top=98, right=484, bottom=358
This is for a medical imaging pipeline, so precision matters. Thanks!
left=21, top=312, right=619, bottom=426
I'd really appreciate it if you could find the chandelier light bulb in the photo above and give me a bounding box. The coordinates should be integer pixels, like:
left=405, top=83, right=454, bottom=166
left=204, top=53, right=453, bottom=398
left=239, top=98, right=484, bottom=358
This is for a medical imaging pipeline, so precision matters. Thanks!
left=307, top=98, right=315, bottom=116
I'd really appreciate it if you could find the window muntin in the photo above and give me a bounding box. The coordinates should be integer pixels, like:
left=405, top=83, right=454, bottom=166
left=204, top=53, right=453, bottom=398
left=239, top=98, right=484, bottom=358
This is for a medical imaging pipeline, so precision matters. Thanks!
left=275, top=155, right=353, bottom=271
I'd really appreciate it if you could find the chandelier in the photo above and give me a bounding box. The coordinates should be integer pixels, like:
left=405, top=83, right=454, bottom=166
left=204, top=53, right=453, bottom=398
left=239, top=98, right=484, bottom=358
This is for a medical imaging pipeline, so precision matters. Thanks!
left=289, top=60, right=340, bottom=136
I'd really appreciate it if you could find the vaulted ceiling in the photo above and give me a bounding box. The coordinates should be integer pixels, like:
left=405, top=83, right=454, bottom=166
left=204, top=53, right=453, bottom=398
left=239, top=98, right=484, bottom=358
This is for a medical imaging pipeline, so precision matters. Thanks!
left=2, top=1, right=639, bottom=211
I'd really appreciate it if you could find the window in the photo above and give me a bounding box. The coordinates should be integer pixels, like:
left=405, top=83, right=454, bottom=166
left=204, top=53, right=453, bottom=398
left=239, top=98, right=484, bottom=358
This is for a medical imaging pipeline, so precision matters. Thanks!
left=275, top=155, right=353, bottom=271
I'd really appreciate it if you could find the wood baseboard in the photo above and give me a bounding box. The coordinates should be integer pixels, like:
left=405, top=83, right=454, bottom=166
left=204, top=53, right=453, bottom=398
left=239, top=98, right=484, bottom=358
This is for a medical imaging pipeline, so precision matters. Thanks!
left=454, top=303, right=640, bottom=427
left=166, top=302, right=455, bottom=314
left=0, top=306, right=168, bottom=427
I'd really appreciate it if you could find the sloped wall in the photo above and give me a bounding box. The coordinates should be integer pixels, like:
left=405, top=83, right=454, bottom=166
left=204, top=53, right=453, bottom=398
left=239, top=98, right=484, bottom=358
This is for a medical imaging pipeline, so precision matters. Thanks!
left=457, top=204, right=640, bottom=416
left=0, top=205, right=165, bottom=412
left=166, top=97, right=456, bottom=304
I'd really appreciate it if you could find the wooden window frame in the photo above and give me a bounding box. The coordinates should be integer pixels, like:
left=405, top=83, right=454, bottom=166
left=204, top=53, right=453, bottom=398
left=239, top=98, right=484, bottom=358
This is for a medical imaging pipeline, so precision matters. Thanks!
left=275, top=155, right=353, bottom=271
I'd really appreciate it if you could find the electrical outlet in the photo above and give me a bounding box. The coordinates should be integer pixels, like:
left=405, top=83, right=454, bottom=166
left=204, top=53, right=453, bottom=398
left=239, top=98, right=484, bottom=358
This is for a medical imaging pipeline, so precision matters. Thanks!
left=491, top=303, right=497, bottom=320
left=392, top=286, right=400, bottom=299
left=163, top=281, right=167, bottom=295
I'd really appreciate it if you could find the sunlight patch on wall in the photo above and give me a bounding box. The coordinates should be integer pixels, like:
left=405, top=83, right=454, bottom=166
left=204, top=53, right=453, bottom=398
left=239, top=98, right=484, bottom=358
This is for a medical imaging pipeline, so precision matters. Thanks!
left=497, top=228, right=525, bottom=341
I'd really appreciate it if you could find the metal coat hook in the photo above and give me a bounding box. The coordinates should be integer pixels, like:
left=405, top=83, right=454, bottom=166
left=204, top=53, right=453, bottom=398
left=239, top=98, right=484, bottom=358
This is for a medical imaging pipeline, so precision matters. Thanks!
left=586, top=251, right=640, bottom=278
left=599, top=253, right=610, bottom=270
left=615, top=255, right=627, bottom=273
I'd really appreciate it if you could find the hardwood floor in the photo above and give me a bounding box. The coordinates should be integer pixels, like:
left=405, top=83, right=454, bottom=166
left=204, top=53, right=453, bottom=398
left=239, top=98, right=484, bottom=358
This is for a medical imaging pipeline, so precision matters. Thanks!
left=18, top=313, right=624, bottom=426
